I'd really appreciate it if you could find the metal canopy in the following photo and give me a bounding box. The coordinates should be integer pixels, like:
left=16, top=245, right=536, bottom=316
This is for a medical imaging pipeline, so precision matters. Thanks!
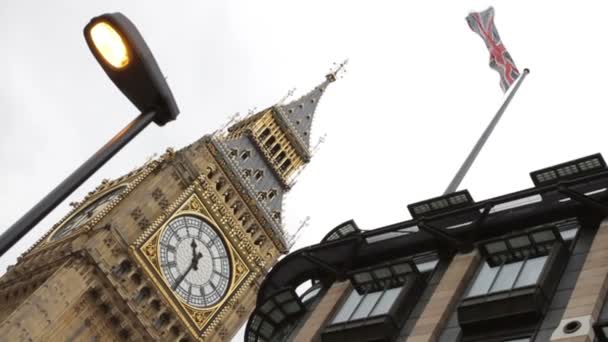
left=321, top=220, right=361, bottom=243
left=257, top=170, right=608, bottom=304
left=530, top=153, right=606, bottom=186
left=478, top=226, right=563, bottom=266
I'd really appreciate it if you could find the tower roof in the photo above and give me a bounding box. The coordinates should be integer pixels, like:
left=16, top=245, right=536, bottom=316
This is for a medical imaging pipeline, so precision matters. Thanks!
left=211, top=62, right=346, bottom=250
left=274, top=60, right=347, bottom=152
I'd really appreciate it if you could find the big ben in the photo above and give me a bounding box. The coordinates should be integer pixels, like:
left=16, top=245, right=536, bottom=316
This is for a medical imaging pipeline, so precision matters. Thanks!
left=0, top=63, right=343, bottom=341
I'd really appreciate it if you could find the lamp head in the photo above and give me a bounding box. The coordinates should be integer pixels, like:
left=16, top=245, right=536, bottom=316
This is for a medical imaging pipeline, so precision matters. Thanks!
left=84, top=13, right=179, bottom=126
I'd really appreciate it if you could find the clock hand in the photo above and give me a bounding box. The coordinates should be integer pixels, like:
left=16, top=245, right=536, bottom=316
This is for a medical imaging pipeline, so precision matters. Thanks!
left=193, top=252, right=203, bottom=271
left=191, top=239, right=197, bottom=259
left=172, top=262, right=194, bottom=290
left=172, top=245, right=203, bottom=290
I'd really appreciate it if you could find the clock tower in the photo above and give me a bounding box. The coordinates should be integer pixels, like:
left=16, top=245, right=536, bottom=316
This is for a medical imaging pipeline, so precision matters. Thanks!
left=0, top=64, right=343, bottom=341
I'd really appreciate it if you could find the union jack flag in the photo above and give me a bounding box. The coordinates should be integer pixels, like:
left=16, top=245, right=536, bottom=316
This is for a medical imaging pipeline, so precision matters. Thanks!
left=466, top=7, right=520, bottom=92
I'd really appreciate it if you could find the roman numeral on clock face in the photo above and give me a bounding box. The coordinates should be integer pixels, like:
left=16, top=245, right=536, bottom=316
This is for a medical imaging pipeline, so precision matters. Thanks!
left=158, top=215, right=231, bottom=308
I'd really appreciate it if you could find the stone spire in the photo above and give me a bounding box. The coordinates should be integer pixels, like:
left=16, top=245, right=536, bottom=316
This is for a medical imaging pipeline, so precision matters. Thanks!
left=275, top=60, right=347, bottom=153
left=210, top=62, right=344, bottom=249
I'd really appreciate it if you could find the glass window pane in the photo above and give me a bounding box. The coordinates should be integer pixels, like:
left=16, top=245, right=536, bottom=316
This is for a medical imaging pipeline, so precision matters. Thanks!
left=416, top=260, right=438, bottom=273
left=275, top=291, right=292, bottom=303
left=560, top=228, right=579, bottom=240
left=392, top=263, right=412, bottom=275
left=282, top=301, right=300, bottom=314
left=268, top=308, right=285, bottom=324
left=485, top=241, right=508, bottom=254
left=466, top=262, right=499, bottom=297
left=508, top=235, right=530, bottom=249
left=353, top=272, right=372, bottom=284
left=602, top=326, right=608, bottom=338
left=351, top=291, right=382, bottom=320
left=514, top=255, right=547, bottom=288
left=371, top=287, right=401, bottom=316
left=301, top=287, right=322, bottom=303
left=332, top=290, right=362, bottom=324
left=532, top=230, right=555, bottom=244
left=373, top=267, right=391, bottom=280
left=260, top=301, right=275, bottom=314
left=490, top=261, right=522, bottom=293
left=259, top=321, right=274, bottom=338
left=504, top=338, right=530, bottom=342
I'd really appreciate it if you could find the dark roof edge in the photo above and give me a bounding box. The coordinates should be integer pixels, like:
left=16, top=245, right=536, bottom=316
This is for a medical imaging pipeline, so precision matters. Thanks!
left=257, top=170, right=608, bottom=303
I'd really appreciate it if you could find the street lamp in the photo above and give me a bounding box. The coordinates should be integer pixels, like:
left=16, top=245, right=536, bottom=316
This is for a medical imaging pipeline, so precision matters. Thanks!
left=0, top=12, right=179, bottom=257
left=84, top=13, right=178, bottom=125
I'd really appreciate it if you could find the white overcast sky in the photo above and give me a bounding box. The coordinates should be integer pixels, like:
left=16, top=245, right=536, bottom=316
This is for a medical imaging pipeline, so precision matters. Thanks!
left=1, top=1, right=608, bottom=339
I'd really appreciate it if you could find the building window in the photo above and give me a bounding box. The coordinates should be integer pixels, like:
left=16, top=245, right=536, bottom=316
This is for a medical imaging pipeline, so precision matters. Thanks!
left=254, top=170, right=264, bottom=181
left=465, top=255, right=548, bottom=298
left=245, top=287, right=320, bottom=342
left=264, top=136, right=276, bottom=149
left=275, top=151, right=286, bottom=163
left=458, top=224, right=571, bottom=334
left=322, top=258, right=430, bottom=342
left=331, top=284, right=402, bottom=324
left=258, top=128, right=270, bottom=141
left=270, top=144, right=281, bottom=156
left=280, top=159, right=291, bottom=172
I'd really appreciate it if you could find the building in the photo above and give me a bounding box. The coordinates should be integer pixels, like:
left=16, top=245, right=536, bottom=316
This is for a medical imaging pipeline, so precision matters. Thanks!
left=0, top=66, right=342, bottom=341
left=245, top=153, right=608, bottom=342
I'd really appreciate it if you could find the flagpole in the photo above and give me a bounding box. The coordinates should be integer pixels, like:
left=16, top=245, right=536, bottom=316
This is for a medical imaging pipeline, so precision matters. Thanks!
left=444, top=68, right=530, bottom=195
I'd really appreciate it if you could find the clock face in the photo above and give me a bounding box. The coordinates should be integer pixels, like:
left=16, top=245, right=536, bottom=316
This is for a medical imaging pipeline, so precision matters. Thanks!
left=50, top=186, right=125, bottom=241
left=158, top=215, right=231, bottom=308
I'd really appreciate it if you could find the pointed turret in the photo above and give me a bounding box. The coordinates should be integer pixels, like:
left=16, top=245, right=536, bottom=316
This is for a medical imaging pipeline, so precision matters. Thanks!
left=275, top=60, right=345, bottom=152
left=209, top=62, right=344, bottom=250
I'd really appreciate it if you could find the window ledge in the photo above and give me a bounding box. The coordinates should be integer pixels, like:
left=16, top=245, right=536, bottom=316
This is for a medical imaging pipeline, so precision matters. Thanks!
left=458, top=285, right=547, bottom=331
left=458, top=241, right=569, bottom=333
left=322, top=315, right=397, bottom=342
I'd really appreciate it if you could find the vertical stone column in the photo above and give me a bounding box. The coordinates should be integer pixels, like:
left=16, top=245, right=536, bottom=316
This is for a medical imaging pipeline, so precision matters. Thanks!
left=551, top=218, right=608, bottom=342
left=0, top=259, right=91, bottom=341
left=404, top=251, right=480, bottom=342
left=292, top=281, right=352, bottom=342
left=218, top=277, right=262, bottom=342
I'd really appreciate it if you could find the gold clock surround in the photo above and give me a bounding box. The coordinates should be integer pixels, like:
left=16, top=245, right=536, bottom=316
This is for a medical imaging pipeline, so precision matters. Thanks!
left=131, top=179, right=255, bottom=338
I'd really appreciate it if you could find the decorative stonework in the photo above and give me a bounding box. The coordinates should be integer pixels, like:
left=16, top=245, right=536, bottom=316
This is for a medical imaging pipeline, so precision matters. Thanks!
left=210, top=137, right=288, bottom=253
left=151, top=188, right=170, bottom=210
left=131, top=184, right=258, bottom=339
left=0, top=67, right=335, bottom=342
left=25, top=150, right=172, bottom=257
left=130, top=208, right=143, bottom=221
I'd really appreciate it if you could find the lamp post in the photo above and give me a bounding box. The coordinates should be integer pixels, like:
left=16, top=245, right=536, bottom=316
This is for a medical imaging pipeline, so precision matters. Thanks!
left=0, top=12, right=179, bottom=257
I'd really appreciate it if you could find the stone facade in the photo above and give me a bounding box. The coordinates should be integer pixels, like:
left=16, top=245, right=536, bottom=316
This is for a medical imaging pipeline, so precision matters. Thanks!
left=0, top=68, right=340, bottom=341
left=405, top=252, right=480, bottom=342
left=244, top=154, right=608, bottom=342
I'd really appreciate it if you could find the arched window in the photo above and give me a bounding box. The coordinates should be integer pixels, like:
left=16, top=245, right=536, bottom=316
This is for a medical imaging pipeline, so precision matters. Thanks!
left=156, top=313, right=171, bottom=327
left=136, top=287, right=151, bottom=302
left=216, top=178, right=225, bottom=191
left=259, top=128, right=271, bottom=141
left=280, top=159, right=292, bottom=172
left=275, top=152, right=286, bottom=164
left=114, top=260, right=132, bottom=276
left=270, top=144, right=280, bottom=156
left=264, top=136, right=276, bottom=149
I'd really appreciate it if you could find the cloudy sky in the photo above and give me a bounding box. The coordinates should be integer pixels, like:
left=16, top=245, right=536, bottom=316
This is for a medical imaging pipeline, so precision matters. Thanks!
left=1, top=0, right=607, bottom=339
